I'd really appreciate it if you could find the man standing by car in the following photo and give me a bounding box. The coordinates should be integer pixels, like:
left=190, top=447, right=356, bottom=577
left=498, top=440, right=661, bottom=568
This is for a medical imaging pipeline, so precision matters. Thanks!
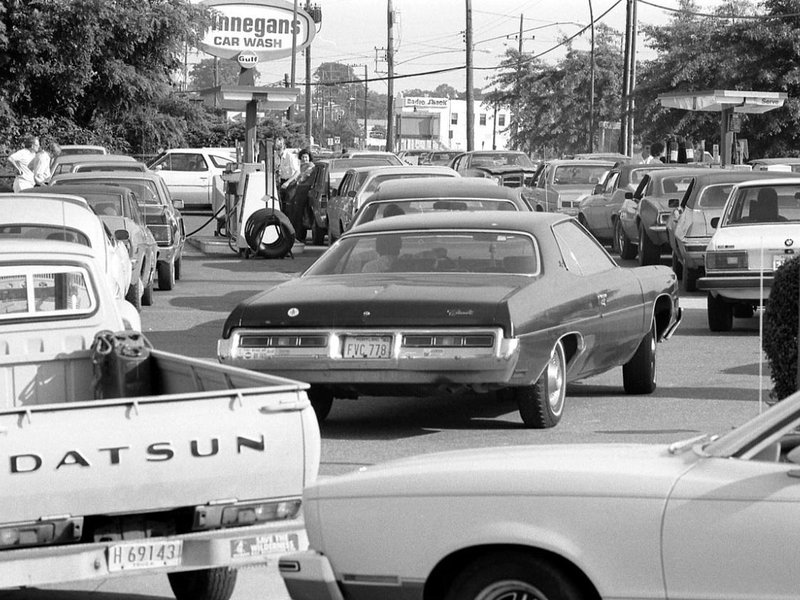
left=274, top=136, right=299, bottom=212
left=8, top=135, right=40, bottom=192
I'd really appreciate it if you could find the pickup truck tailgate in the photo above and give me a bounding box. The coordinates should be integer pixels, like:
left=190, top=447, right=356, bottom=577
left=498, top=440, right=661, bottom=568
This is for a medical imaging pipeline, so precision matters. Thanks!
left=0, top=382, right=316, bottom=524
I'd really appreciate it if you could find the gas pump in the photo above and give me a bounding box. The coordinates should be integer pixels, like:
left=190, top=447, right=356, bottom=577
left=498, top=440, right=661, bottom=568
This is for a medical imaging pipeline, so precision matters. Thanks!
left=213, top=141, right=295, bottom=259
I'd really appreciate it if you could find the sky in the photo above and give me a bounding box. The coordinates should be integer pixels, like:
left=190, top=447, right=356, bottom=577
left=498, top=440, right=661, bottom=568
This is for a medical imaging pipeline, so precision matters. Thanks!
left=240, top=0, right=717, bottom=96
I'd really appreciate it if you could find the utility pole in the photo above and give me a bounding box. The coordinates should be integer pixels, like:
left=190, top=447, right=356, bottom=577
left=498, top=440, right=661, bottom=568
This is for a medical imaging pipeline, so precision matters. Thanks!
left=386, top=0, right=395, bottom=152
left=465, top=0, right=474, bottom=151
left=620, top=0, right=637, bottom=156
left=288, top=0, right=299, bottom=121
left=628, top=0, right=638, bottom=157
left=363, top=64, right=368, bottom=149
left=588, top=0, right=595, bottom=152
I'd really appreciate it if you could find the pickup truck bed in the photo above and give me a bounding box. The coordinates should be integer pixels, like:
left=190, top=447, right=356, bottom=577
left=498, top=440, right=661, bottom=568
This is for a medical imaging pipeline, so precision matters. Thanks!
left=0, top=347, right=320, bottom=596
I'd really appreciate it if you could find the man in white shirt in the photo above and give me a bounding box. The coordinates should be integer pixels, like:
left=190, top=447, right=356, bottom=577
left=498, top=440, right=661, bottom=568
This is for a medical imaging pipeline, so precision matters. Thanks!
left=31, top=141, right=61, bottom=186
left=274, top=136, right=299, bottom=212
left=8, top=136, right=40, bottom=192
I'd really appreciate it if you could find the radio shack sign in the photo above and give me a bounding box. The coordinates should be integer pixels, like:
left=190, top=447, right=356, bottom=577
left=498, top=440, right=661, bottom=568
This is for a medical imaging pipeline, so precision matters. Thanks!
left=403, top=97, right=449, bottom=109
left=199, top=0, right=316, bottom=62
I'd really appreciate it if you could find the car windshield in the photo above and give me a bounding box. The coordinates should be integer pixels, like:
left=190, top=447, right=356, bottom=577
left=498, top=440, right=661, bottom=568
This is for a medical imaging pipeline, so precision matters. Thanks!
left=57, top=178, right=161, bottom=205
left=0, top=225, right=90, bottom=246
left=305, top=230, right=539, bottom=276
left=356, top=198, right=518, bottom=225
left=629, top=167, right=665, bottom=184
left=721, top=184, right=800, bottom=225
left=471, top=153, right=534, bottom=168
left=553, top=165, right=608, bottom=185
left=649, top=176, right=694, bottom=196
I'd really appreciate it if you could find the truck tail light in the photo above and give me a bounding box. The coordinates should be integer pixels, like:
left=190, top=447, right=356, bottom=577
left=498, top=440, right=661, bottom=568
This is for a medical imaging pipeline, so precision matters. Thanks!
left=193, top=499, right=302, bottom=531
left=0, top=517, right=83, bottom=548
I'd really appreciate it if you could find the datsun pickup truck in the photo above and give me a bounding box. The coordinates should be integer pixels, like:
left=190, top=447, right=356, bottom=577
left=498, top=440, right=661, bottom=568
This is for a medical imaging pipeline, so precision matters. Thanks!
left=0, top=239, right=320, bottom=600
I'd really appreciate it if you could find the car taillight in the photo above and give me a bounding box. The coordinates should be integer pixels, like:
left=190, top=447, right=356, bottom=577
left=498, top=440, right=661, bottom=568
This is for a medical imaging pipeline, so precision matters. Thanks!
left=148, top=224, right=173, bottom=244
left=706, top=250, right=748, bottom=270
left=403, top=334, right=494, bottom=348
left=239, top=334, right=327, bottom=348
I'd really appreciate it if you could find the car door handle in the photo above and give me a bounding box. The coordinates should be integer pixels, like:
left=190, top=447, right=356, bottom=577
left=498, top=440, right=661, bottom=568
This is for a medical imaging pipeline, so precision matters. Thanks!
left=597, top=293, right=608, bottom=307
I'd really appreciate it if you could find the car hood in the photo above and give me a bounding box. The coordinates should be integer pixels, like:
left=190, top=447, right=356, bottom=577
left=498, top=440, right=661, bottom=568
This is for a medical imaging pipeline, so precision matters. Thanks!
left=305, top=444, right=698, bottom=501
left=222, top=274, right=530, bottom=335
left=711, top=223, right=800, bottom=249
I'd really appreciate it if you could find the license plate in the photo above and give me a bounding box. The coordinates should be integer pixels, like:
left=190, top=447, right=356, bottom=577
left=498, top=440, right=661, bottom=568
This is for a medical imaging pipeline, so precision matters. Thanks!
left=343, top=336, right=392, bottom=359
left=108, top=540, right=183, bottom=572
left=230, top=532, right=300, bottom=560
left=774, top=254, right=791, bottom=269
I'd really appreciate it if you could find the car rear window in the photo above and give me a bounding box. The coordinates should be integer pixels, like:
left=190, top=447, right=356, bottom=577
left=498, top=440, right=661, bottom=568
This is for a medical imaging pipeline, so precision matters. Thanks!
left=357, top=199, right=518, bottom=225
left=0, top=225, right=90, bottom=246
left=306, top=230, right=539, bottom=276
left=0, top=266, right=96, bottom=320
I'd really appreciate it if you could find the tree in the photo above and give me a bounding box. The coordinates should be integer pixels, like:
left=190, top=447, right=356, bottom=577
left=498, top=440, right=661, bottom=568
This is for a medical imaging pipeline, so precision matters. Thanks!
left=190, top=58, right=246, bottom=90
left=0, top=0, right=210, bottom=152
left=635, top=0, right=800, bottom=157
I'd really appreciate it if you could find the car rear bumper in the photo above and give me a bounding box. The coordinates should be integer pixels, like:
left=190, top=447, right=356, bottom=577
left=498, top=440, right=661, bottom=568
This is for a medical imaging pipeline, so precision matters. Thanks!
left=697, top=274, right=774, bottom=300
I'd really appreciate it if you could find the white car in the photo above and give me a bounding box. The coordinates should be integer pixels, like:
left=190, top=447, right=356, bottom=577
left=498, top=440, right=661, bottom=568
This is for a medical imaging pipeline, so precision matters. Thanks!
left=0, top=193, right=132, bottom=302
left=281, top=389, right=800, bottom=600
left=148, top=147, right=236, bottom=209
left=697, top=177, right=800, bottom=331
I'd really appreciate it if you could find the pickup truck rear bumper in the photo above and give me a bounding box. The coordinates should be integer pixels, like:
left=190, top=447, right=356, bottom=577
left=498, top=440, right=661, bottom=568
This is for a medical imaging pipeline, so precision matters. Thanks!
left=0, top=520, right=307, bottom=588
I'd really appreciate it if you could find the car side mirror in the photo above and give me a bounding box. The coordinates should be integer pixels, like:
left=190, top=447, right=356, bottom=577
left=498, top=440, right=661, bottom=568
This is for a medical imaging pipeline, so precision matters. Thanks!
left=347, top=190, right=357, bottom=198
left=172, top=199, right=184, bottom=209
left=624, top=191, right=633, bottom=200
left=668, top=198, right=680, bottom=208
left=114, top=229, right=130, bottom=241
left=592, top=184, right=602, bottom=195
left=710, top=217, right=719, bottom=228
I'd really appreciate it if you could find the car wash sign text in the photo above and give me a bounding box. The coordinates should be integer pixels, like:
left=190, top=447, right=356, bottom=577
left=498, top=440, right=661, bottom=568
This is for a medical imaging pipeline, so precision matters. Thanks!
left=199, top=0, right=316, bottom=62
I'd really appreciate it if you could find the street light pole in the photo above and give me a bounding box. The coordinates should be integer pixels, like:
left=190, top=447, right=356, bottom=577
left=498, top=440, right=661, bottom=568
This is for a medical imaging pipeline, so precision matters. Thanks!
left=588, top=0, right=595, bottom=153
left=465, top=0, right=474, bottom=151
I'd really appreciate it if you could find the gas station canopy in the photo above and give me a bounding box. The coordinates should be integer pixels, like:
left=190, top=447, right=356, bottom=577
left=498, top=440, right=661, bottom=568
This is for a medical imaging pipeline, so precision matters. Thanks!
left=657, top=90, right=787, bottom=114
left=199, top=85, right=300, bottom=113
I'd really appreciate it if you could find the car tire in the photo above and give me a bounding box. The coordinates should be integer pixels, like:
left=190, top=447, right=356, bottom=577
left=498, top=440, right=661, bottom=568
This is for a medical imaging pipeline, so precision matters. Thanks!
left=157, top=260, right=175, bottom=291
left=174, top=256, right=182, bottom=280
left=311, top=220, right=326, bottom=245
left=623, top=321, right=656, bottom=394
left=616, top=220, right=636, bottom=260
left=167, top=567, right=237, bottom=600
left=307, top=386, right=334, bottom=423
left=707, top=293, right=733, bottom=332
left=638, top=224, right=660, bottom=266
left=682, top=266, right=700, bottom=292
left=444, top=551, right=584, bottom=600
left=515, top=340, right=566, bottom=428
left=125, top=278, right=143, bottom=312
left=671, top=252, right=683, bottom=280
left=141, top=279, right=154, bottom=306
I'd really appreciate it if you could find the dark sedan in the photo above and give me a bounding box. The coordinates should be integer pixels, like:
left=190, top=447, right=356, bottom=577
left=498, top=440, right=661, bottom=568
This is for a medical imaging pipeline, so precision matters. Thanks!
left=218, top=212, right=682, bottom=428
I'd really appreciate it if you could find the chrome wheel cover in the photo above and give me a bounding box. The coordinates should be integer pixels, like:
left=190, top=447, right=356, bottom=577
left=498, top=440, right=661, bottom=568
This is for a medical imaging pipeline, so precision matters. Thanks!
left=475, top=580, right=549, bottom=600
left=545, top=346, right=566, bottom=416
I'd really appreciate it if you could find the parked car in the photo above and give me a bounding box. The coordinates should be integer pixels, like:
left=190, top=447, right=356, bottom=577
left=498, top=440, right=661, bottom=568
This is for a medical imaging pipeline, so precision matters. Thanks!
left=29, top=184, right=159, bottom=310
left=350, top=177, right=530, bottom=230
left=51, top=171, right=185, bottom=291
left=326, top=165, right=459, bottom=242
left=420, top=149, right=461, bottom=166
left=448, top=151, right=537, bottom=205
left=301, top=157, right=398, bottom=245
left=51, top=153, right=137, bottom=177
left=147, top=147, right=236, bottom=209
left=218, top=211, right=682, bottom=427
left=698, top=177, right=800, bottom=331
left=281, top=387, right=800, bottom=600
left=578, top=163, right=682, bottom=248
left=397, top=149, right=428, bottom=165
left=749, top=157, right=800, bottom=172
left=667, top=170, right=800, bottom=291
left=338, top=150, right=403, bottom=165
left=0, top=192, right=132, bottom=302
left=616, top=168, right=699, bottom=265
left=57, top=144, right=108, bottom=156
left=531, top=158, right=617, bottom=214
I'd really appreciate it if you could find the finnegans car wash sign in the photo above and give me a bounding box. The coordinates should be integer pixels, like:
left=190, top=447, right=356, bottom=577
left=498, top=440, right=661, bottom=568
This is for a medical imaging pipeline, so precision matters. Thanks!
left=199, top=0, right=316, bottom=62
